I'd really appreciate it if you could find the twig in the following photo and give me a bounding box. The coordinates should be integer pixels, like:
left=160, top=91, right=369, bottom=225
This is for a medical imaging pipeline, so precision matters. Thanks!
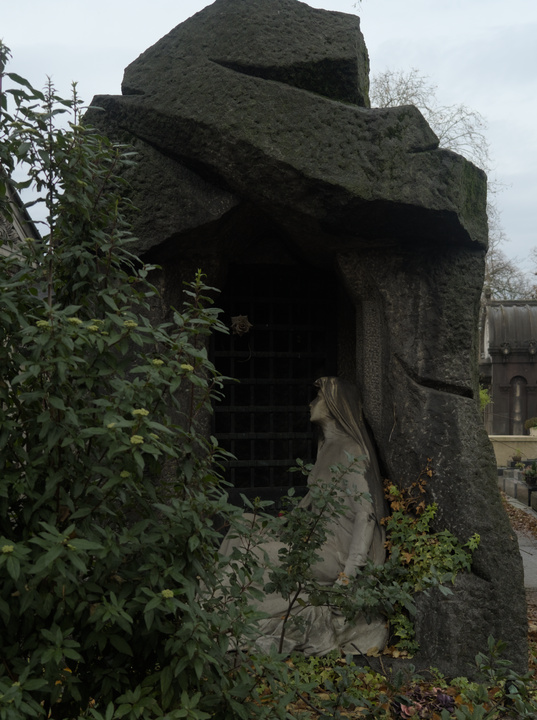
left=295, top=691, right=325, bottom=716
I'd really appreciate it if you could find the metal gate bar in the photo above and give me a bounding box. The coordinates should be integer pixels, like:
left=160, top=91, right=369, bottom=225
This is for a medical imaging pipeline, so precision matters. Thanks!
left=213, top=264, right=337, bottom=496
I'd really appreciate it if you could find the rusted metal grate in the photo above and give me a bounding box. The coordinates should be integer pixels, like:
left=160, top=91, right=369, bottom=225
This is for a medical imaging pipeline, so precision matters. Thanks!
left=213, top=264, right=337, bottom=503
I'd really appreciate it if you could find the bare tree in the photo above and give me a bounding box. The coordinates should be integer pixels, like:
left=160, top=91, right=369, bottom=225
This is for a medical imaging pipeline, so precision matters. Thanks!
left=370, top=68, right=490, bottom=171
left=370, top=68, right=531, bottom=300
left=484, top=220, right=535, bottom=300
left=371, top=67, right=436, bottom=110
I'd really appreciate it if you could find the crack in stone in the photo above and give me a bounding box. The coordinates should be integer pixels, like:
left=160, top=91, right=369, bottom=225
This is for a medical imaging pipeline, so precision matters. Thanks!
left=394, top=353, right=474, bottom=399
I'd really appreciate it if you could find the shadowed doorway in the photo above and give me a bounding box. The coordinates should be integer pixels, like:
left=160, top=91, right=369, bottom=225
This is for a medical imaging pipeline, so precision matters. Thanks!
left=213, top=263, right=338, bottom=507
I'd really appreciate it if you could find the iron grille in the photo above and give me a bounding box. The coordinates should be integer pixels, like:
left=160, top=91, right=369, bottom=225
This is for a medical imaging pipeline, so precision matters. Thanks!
left=213, top=264, right=337, bottom=504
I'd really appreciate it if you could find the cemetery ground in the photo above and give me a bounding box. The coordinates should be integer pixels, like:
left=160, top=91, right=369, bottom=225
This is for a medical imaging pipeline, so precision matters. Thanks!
left=502, top=494, right=537, bottom=634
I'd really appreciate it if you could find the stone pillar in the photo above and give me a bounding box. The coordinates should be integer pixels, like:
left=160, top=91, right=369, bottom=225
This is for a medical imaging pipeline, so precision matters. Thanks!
left=337, top=245, right=527, bottom=673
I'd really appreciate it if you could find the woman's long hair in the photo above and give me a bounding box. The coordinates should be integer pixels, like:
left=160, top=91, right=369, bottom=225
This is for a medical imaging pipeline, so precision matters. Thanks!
left=314, top=377, right=387, bottom=527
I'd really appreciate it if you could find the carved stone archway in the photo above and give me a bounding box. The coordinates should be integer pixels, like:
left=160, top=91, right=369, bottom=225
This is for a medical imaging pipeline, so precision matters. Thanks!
left=86, top=0, right=526, bottom=677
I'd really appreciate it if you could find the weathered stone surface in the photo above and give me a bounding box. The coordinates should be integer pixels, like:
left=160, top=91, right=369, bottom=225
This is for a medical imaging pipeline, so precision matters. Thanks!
left=84, top=109, right=238, bottom=257
left=338, top=246, right=527, bottom=672
left=87, top=0, right=487, bottom=255
left=414, top=573, right=509, bottom=675
left=86, top=0, right=526, bottom=676
left=122, top=0, right=371, bottom=106
left=116, top=136, right=238, bottom=258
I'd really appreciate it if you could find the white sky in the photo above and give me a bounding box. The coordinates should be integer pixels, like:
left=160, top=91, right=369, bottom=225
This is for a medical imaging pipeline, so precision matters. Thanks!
left=2, top=0, right=536, bottom=268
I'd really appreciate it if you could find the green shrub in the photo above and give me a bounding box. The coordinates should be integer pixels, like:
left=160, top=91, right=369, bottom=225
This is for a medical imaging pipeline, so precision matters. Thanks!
left=0, top=51, right=274, bottom=720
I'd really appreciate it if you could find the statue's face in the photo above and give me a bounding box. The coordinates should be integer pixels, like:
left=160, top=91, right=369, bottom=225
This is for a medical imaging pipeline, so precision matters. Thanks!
left=309, top=392, right=331, bottom=423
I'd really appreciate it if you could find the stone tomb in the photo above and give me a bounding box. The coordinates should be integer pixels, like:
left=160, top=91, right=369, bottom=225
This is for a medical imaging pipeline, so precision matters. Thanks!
left=86, top=0, right=526, bottom=675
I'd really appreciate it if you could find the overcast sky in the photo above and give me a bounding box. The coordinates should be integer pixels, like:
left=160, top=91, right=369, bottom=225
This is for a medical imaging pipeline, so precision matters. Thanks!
left=2, top=0, right=536, bottom=269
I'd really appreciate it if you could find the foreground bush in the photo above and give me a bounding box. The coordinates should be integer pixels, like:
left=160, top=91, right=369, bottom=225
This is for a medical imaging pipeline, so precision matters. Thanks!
left=0, top=50, right=276, bottom=719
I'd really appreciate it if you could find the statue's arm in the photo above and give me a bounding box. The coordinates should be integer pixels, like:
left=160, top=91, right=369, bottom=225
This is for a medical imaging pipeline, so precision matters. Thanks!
left=342, top=505, right=376, bottom=578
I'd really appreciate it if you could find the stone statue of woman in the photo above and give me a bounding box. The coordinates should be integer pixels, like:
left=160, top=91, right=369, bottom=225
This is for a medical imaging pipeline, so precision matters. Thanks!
left=220, top=377, right=388, bottom=656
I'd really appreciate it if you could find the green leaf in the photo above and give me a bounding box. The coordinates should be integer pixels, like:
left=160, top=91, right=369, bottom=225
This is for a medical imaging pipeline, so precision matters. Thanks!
left=63, top=304, right=82, bottom=315
left=6, top=555, right=20, bottom=581
left=0, top=596, right=11, bottom=623
left=63, top=646, right=83, bottom=661
left=144, top=610, right=155, bottom=631
left=68, top=552, right=88, bottom=573
left=114, top=704, right=133, bottom=719
left=79, top=427, right=108, bottom=438
left=7, top=72, right=46, bottom=96
left=31, top=545, right=64, bottom=574
left=69, top=538, right=104, bottom=551
left=160, top=665, right=173, bottom=697
left=188, top=535, right=200, bottom=552
left=48, top=396, right=66, bottom=411
left=17, top=140, right=32, bottom=155
left=144, top=596, right=162, bottom=613
left=102, top=294, right=119, bottom=311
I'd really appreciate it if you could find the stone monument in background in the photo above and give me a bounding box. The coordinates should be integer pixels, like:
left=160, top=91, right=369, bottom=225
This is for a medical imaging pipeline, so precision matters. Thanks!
left=86, top=0, right=527, bottom=674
